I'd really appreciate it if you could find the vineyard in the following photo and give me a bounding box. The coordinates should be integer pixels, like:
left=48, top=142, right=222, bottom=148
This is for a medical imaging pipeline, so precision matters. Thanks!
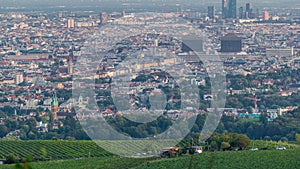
left=1, top=157, right=154, bottom=169
left=0, top=140, right=300, bottom=169
left=2, top=149, right=300, bottom=169
left=0, top=140, right=112, bottom=160
left=135, top=150, right=300, bottom=169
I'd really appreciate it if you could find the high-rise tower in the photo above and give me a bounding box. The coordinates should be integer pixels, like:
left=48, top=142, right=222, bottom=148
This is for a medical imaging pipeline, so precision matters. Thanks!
left=246, top=3, right=253, bottom=18
left=222, top=0, right=237, bottom=19
left=208, top=6, right=215, bottom=20
left=222, top=0, right=229, bottom=19
left=67, top=18, right=75, bottom=28
left=228, top=0, right=237, bottom=18
left=246, top=3, right=252, bottom=13
left=239, top=7, right=244, bottom=19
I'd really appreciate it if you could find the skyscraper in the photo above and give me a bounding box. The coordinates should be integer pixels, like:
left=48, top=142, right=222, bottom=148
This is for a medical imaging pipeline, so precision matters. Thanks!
left=246, top=3, right=253, bottom=18
left=222, top=0, right=236, bottom=19
left=208, top=6, right=215, bottom=20
left=67, top=18, right=75, bottom=28
left=263, top=11, right=270, bottom=21
left=246, top=3, right=252, bottom=13
left=228, top=0, right=237, bottom=18
left=222, top=0, right=229, bottom=19
left=256, top=8, right=260, bottom=19
left=239, top=7, right=244, bottom=19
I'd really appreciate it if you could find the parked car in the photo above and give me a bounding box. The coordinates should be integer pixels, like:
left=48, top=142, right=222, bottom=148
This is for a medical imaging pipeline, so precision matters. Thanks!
left=260, top=147, right=269, bottom=150
left=249, top=148, right=258, bottom=151
left=231, top=147, right=239, bottom=151
left=276, top=146, right=286, bottom=150
left=191, top=146, right=203, bottom=154
left=161, top=147, right=181, bottom=157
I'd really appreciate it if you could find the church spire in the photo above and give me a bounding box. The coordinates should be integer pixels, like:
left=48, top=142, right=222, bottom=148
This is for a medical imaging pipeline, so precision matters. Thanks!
left=52, top=92, right=59, bottom=120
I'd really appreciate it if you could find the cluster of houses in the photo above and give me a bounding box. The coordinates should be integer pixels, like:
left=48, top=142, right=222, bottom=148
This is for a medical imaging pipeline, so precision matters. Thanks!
left=0, top=11, right=299, bottom=134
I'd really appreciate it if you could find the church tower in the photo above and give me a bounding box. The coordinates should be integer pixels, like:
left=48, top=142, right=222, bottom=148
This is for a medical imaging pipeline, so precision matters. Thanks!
left=52, top=93, right=59, bottom=120
left=68, top=56, right=73, bottom=75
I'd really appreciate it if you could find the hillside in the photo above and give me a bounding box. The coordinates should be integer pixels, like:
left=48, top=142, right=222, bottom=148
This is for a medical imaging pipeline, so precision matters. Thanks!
left=0, top=140, right=112, bottom=161
left=0, top=140, right=299, bottom=169
left=2, top=150, right=300, bottom=169
left=135, top=150, right=300, bottom=169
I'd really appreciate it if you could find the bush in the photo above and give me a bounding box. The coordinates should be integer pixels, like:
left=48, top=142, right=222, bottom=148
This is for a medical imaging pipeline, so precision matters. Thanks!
left=221, top=142, right=231, bottom=150
left=14, top=157, right=33, bottom=169
left=296, top=134, right=300, bottom=144
left=5, top=153, right=20, bottom=164
left=280, top=137, right=288, bottom=142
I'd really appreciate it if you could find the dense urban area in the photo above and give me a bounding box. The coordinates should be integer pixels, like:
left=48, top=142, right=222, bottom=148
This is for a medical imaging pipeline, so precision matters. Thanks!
left=0, top=0, right=300, bottom=168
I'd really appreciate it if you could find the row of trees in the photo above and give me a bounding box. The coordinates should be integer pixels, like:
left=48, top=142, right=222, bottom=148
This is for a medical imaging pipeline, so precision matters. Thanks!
left=188, top=112, right=300, bottom=142
left=178, top=132, right=250, bottom=152
left=1, top=110, right=299, bottom=142
left=0, top=115, right=90, bottom=140
left=207, top=133, right=250, bottom=151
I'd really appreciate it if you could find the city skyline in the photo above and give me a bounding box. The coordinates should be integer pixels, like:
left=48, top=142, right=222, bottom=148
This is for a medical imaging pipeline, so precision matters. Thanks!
left=0, top=0, right=299, bottom=168
left=0, top=0, right=299, bottom=9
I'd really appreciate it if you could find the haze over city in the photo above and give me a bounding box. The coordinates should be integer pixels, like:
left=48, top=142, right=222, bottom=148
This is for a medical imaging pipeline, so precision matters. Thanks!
left=0, top=0, right=300, bottom=168
left=0, top=0, right=299, bottom=12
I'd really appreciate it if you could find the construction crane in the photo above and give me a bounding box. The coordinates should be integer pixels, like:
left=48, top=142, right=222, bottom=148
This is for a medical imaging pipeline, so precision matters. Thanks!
left=244, top=97, right=261, bottom=112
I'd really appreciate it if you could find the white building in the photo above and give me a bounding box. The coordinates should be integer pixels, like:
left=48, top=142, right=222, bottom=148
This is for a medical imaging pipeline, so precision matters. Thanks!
left=266, top=48, right=294, bottom=57
left=67, top=18, right=75, bottom=28
left=15, top=73, right=24, bottom=85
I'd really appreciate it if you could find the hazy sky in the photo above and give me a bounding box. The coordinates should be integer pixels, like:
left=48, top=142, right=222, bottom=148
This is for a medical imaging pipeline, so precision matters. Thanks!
left=0, top=0, right=299, bottom=10
left=1, top=0, right=298, bottom=6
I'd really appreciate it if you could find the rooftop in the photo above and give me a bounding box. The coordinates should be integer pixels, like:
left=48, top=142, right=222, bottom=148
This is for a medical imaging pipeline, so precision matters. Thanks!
left=221, top=33, right=242, bottom=41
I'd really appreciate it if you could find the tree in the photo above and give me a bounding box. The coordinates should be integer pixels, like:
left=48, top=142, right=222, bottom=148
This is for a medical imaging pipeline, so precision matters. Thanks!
left=0, top=110, right=6, bottom=117
left=26, top=118, right=37, bottom=132
left=259, top=113, right=268, bottom=124
left=5, top=119, right=17, bottom=131
left=264, top=136, right=271, bottom=141
left=28, top=131, right=37, bottom=140
left=232, top=134, right=250, bottom=149
left=14, top=157, right=32, bottom=169
left=5, top=153, right=19, bottom=164
left=280, top=137, right=288, bottom=142
left=221, top=142, right=231, bottom=151
left=296, top=134, right=300, bottom=144
left=0, top=125, right=9, bottom=138
left=210, top=141, right=218, bottom=151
